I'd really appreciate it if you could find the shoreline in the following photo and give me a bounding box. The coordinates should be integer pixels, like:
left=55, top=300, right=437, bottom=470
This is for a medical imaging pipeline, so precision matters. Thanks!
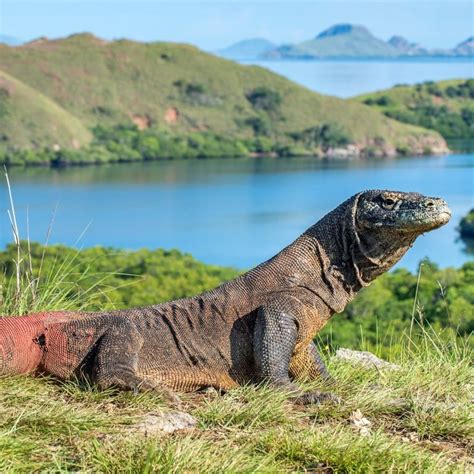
left=1, top=145, right=454, bottom=169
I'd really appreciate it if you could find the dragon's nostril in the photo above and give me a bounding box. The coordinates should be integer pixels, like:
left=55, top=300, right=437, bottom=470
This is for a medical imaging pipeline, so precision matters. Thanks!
left=426, top=201, right=434, bottom=207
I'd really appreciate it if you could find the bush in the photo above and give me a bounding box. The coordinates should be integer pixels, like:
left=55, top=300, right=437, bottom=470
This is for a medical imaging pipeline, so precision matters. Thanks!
left=289, top=124, right=350, bottom=150
left=245, top=87, right=282, bottom=113
left=243, top=116, right=272, bottom=136
left=459, top=209, right=474, bottom=238
left=173, top=80, right=220, bottom=106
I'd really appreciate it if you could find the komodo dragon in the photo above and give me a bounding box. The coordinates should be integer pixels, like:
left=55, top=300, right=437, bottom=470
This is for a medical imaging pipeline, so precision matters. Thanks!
left=0, top=190, right=451, bottom=404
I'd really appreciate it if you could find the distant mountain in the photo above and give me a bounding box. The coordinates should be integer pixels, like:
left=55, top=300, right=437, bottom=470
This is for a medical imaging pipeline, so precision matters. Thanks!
left=220, top=24, right=474, bottom=59
left=219, top=38, right=276, bottom=59
left=266, top=24, right=397, bottom=58
left=387, top=36, right=428, bottom=56
left=453, top=37, right=474, bottom=56
left=0, top=35, right=22, bottom=46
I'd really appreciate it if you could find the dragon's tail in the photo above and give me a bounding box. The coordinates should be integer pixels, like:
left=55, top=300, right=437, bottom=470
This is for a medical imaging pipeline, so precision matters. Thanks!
left=0, top=315, right=44, bottom=376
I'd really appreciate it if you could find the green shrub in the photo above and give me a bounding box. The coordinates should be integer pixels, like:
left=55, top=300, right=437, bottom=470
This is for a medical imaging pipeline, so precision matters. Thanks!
left=459, top=209, right=474, bottom=238
left=246, top=87, right=282, bottom=113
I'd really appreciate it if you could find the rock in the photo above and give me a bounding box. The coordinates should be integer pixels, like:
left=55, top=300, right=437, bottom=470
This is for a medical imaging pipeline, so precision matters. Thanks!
left=325, top=145, right=360, bottom=160
left=333, top=348, right=400, bottom=371
left=132, top=411, right=198, bottom=436
left=200, top=386, right=219, bottom=396
left=350, top=409, right=372, bottom=436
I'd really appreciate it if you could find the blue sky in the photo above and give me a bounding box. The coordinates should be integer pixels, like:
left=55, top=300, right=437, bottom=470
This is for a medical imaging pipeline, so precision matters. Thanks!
left=1, top=1, right=472, bottom=50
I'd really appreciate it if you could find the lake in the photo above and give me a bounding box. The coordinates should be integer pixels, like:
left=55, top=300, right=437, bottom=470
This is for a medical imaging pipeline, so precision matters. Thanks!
left=1, top=153, right=472, bottom=271
left=240, top=57, right=474, bottom=97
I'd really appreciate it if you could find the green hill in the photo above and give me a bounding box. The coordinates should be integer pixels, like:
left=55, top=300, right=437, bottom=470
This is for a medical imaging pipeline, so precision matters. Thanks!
left=0, top=69, right=92, bottom=151
left=0, top=34, right=447, bottom=164
left=268, top=24, right=397, bottom=59
left=355, top=79, right=474, bottom=140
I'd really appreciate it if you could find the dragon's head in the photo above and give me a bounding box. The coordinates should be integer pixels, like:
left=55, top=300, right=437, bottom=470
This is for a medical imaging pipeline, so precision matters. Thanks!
left=329, top=189, right=453, bottom=286
left=355, top=190, right=451, bottom=235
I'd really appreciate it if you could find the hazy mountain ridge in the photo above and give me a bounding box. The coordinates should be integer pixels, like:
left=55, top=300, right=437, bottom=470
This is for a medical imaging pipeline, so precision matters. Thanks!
left=0, top=35, right=23, bottom=46
left=223, top=24, right=473, bottom=59
left=218, top=38, right=276, bottom=59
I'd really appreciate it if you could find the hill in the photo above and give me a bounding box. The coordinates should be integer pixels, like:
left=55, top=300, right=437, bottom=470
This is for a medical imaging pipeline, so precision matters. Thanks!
left=218, top=38, right=276, bottom=59
left=0, top=69, right=92, bottom=152
left=0, top=34, right=448, bottom=164
left=355, top=79, right=474, bottom=140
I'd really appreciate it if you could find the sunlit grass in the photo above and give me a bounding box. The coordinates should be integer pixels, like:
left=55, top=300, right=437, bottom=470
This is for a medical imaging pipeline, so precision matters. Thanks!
left=1, top=338, right=472, bottom=472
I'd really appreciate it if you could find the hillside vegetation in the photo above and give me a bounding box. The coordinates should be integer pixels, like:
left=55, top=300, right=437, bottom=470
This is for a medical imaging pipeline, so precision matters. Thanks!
left=459, top=209, right=474, bottom=238
left=356, top=79, right=474, bottom=141
left=0, top=34, right=447, bottom=164
left=0, top=242, right=472, bottom=471
left=0, top=70, right=92, bottom=151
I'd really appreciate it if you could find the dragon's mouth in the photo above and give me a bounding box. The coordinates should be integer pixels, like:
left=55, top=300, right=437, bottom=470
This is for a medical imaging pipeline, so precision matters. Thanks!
left=399, top=201, right=452, bottom=234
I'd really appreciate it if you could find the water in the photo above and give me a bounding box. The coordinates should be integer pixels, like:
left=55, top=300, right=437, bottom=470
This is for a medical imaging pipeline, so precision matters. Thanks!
left=1, top=154, right=472, bottom=271
left=1, top=59, right=473, bottom=271
left=240, top=57, right=473, bottom=97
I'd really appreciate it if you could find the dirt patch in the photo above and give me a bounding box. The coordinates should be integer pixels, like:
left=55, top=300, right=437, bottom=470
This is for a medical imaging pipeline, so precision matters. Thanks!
left=131, top=114, right=152, bottom=130
left=164, top=107, right=179, bottom=124
left=432, top=96, right=444, bottom=106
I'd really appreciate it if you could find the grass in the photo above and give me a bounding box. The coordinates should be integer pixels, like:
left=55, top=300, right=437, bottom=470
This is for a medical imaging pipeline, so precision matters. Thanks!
left=0, top=338, right=472, bottom=472
left=0, top=69, right=92, bottom=151
left=0, top=34, right=446, bottom=155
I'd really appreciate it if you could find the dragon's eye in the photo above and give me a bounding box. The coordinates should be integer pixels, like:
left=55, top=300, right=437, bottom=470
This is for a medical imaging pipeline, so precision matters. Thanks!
left=382, top=197, right=397, bottom=209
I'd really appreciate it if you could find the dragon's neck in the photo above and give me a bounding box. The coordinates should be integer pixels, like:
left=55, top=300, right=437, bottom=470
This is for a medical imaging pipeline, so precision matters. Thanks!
left=199, top=195, right=414, bottom=317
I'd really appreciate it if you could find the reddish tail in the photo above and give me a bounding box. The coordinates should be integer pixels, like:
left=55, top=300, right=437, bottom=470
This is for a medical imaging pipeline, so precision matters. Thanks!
left=0, top=315, right=46, bottom=375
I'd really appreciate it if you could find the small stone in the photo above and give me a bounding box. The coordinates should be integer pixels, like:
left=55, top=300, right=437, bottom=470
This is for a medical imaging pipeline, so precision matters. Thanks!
left=200, top=386, right=219, bottom=395
left=132, top=411, right=198, bottom=436
left=350, top=409, right=372, bottom=436
left=333, top=348, right=400, bottom=371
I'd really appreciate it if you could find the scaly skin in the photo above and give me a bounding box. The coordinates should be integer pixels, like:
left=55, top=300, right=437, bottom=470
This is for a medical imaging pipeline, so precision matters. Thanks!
left=0, top=190, right=451, bottom=403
